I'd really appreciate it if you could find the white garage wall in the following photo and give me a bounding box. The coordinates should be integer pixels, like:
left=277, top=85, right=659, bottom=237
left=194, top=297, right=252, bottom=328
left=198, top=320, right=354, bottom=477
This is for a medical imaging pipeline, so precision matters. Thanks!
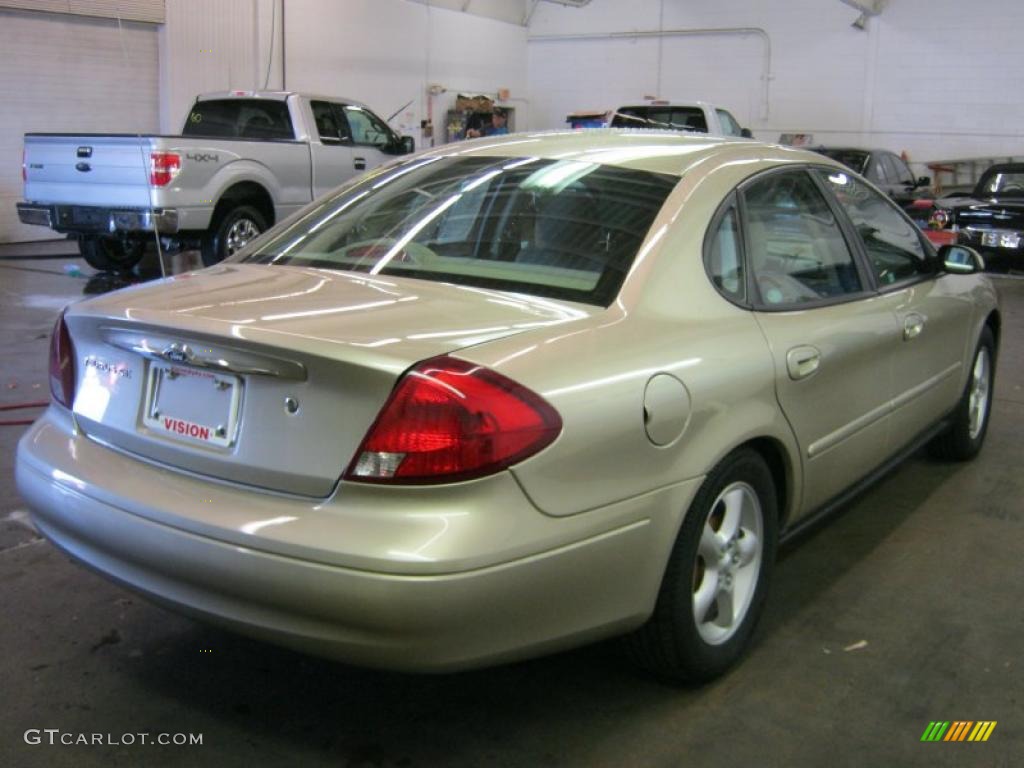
left=160, top=0, right=527, bottom=147
left=0, top=9, right=159, bottom=243
left=284, top=0, right=527, bottom=147
left=528, top=0, right=1024, bottom=167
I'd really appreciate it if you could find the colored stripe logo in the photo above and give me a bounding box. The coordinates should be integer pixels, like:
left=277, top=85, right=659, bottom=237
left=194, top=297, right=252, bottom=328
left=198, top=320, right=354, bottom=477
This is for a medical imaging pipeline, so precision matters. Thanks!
left=921, top=721, right=997, bottom=742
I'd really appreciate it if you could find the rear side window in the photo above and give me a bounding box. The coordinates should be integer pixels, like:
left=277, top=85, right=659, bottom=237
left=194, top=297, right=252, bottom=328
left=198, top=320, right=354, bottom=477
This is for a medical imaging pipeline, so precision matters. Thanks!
left=183, top=99, right=294, bottom=140
left=241, top=156, right=678, bottom=307
left=706, top=205, right=745, bottom=301
left=743, top=170, right=864, bottom=307
left=815, top=168, right=933, bottom=286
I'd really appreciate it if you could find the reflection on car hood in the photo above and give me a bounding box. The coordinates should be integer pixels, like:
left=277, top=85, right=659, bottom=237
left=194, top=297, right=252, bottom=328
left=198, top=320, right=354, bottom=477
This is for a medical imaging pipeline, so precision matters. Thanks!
left=73, top=263, right=593, bottom=365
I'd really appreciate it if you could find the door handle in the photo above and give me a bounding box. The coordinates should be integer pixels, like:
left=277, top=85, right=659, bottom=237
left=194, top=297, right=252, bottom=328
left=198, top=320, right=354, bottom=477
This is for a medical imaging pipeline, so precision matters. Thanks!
left=786, top=345, right=821, bottom=381
left=903, top=314, right=925, bottom=341
left=353, top=157, right=366, bottom=170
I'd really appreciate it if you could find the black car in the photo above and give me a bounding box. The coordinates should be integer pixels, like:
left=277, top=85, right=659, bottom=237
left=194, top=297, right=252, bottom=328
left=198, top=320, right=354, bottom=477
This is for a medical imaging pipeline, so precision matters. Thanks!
left=926, top=163, right=1024, bottom=270
left=812, top=147, right=932, bottom=206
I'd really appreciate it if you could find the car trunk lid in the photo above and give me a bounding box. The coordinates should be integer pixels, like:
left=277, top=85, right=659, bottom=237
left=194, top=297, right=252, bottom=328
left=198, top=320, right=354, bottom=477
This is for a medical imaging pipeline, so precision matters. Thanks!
left=65, top=263, right=589, bottom=497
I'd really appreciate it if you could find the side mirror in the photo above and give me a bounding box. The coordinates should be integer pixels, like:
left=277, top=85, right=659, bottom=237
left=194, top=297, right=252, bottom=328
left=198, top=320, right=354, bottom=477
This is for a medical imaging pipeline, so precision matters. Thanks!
left=399, top=135, right=415, bottom=155
left=740, top=127, right=754, bottom=139
left=939, top=244, right=985, bottom=274
left=917, top=176, right=931, bottom=188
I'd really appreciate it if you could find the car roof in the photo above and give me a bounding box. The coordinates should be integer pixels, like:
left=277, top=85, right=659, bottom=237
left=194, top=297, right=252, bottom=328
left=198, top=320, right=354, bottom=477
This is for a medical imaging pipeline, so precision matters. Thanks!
left=197, top=91, right=373, bottom=110
left=419, top=129, right=836, bottom=177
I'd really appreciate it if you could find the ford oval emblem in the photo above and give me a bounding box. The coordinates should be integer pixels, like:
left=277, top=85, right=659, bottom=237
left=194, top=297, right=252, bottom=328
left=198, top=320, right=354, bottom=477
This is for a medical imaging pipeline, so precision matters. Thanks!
left=161, top=343, right=192, bottom=364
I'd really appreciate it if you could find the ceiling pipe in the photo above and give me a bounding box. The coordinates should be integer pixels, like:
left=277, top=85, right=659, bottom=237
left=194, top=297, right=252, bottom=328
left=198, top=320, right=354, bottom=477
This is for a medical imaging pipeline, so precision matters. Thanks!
left=528, top=27, right=773, bottom=120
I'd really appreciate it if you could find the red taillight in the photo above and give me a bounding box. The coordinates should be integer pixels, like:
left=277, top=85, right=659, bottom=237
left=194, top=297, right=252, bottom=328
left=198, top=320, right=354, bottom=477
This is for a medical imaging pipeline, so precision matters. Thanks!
left=345, top=356, right=562, bottom=484
left=48, top=312, right=76, bottom=409
left=149, top=151, right=181, bottom=187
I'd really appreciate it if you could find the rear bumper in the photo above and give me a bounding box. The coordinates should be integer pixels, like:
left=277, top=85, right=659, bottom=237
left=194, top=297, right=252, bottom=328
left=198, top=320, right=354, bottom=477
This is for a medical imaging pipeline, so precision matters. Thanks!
left=15, top=409, right=698, bottom=671
left=17, top=202, right=179, bottom=235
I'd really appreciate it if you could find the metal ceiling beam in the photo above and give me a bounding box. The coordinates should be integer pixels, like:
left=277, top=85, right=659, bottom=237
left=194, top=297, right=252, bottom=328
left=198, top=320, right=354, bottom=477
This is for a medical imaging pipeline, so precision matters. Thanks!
left=839, top=0, right=888, bottom=15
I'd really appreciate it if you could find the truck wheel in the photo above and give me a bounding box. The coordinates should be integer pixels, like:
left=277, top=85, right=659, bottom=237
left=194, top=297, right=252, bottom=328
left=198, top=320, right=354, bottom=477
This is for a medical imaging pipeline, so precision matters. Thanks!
left=78, top=237, right=145, bottom=272
left=201, top=205, right=267, bottom=266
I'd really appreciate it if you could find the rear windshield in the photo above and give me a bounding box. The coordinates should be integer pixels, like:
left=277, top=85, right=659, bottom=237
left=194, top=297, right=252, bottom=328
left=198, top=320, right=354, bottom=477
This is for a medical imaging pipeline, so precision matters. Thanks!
left=813, top=148, right=870, bottom=175
left=610, top=107, right=708, bottom=133
left=183, top=99, right=294, bottom=140
left=240, top=156, right=678, bottom=306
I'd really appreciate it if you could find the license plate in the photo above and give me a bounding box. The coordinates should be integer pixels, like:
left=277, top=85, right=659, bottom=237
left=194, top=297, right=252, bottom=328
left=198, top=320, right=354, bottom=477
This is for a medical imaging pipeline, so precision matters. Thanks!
left=982, top=231, right=1021, bottom=249
left=142, top=362, right=241, bottom=448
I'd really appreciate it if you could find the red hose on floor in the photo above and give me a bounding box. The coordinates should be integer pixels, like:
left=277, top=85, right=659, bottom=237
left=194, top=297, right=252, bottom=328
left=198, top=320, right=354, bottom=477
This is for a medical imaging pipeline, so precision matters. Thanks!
left=0, top=400, right=49, bottom=426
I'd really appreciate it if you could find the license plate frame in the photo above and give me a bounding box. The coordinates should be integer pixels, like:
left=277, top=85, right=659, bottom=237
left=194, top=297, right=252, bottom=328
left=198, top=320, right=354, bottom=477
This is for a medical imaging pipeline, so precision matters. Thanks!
left=142, top=362, right=241, bottom=448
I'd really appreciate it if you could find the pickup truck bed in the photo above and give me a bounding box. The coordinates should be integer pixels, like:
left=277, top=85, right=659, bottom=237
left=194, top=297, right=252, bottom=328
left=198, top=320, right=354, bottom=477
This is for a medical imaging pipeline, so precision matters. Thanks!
left=18, top=91, right=413, bottom=270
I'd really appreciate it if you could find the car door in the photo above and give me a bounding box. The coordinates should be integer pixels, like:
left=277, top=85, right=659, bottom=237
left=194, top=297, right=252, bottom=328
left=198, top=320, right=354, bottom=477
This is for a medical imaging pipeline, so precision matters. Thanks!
left=308, top=100, right=357, bottom=198
left=815, top=167, right=974, bottom=444
left=740, top=167, right=899, bottom=515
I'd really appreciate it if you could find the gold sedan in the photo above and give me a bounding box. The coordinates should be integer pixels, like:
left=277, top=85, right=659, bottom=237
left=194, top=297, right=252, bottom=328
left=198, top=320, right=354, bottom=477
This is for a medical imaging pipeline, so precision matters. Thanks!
left=17, top=131, right=999, bottom=681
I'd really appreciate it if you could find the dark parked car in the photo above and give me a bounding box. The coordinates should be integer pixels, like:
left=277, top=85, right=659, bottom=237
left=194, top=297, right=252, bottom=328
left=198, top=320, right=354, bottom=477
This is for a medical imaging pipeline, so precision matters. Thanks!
left=924, top=163, right=1024, bottom=269
left=812, top=147, right=932, bottom=206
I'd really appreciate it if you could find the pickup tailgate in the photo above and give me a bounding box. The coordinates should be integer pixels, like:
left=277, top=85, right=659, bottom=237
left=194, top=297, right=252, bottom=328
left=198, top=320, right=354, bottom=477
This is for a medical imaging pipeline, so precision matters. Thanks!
left=24, top=134, right=154, bottom=207
left=64, top=264, right=589, bottom=497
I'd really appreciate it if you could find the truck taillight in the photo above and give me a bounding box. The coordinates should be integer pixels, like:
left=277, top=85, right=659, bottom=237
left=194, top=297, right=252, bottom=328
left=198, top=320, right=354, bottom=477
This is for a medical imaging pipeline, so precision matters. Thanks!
left=345, top=356, right=562, bottom=484
left=149, top=151, right=181, bottom=187
left=49, top=312, right=76, bottom=409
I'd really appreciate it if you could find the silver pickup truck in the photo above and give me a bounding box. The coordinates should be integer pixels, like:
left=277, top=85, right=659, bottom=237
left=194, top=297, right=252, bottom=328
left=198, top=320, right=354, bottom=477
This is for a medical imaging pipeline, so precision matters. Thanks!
left=17, top=91, right=414, bottom=270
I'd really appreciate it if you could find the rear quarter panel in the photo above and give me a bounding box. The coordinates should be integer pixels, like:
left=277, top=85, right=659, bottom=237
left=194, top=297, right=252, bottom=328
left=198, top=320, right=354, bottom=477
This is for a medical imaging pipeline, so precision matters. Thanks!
left=148, top=137, right=312, bottom=230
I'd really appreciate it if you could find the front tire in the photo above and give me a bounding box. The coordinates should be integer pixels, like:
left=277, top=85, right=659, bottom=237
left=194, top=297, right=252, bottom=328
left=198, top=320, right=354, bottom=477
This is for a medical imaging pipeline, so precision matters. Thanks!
left=78, top=236, right=144, bottom=272
left=201, top=205, right=267, bottom=266
left=929, top=326, right=995, bottom=461
left=625, top=449, right=778, bottom=683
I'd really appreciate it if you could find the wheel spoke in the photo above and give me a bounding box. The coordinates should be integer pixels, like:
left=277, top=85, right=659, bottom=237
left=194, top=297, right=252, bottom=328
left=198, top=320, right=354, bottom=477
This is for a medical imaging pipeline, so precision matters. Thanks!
left=693, top=569, right=719, bottom=624
left=718, top=487, right=745, bottom=540
left=699, top=522, right=722, bottom=561
left=736, top=530, right=760, bottom=567
left=714, top=588, right=735, bottom=629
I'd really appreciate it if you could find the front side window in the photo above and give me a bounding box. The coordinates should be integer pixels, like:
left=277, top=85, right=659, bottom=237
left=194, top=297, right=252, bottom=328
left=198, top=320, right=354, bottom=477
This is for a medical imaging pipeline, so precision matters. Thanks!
left=815, top=168, right=933, bottom=286
left=342, top=106, right=393, bottom=148
left=239, top=156, right=678, bottom=306
left=743, top=170, right=864, bottom=307
left=716, top=109, right=743, bottom=137
left=183, top=99, right=294, bottom=140
left=883, top=154, right=913, bottom=186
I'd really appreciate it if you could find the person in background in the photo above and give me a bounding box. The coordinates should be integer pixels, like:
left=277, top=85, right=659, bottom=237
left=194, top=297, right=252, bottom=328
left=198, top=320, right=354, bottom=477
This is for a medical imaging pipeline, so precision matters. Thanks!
left=466, top=107, right=508, bottom=138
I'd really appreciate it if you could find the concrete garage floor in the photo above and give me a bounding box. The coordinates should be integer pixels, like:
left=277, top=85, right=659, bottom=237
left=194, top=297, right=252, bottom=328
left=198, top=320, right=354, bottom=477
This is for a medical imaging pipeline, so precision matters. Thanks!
left=0, top=243, right=1021, bottom=768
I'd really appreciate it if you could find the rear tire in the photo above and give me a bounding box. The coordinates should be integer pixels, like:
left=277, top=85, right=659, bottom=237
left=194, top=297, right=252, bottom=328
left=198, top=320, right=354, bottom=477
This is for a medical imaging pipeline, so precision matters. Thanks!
left=624, top=449, right=778, bottom=683
left=929, top=326, right=995, bottom=461
left=201, top=204, right=267, bottom=266
left=78, top=236, right=144, bottom=272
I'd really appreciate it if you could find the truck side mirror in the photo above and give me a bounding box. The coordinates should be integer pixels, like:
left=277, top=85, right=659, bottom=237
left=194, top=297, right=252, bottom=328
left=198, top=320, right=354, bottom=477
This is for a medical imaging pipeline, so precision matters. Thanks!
left=740, top=128, right=753, bottom=139
left=917, top=176, right=931, bottom=187
left=399, top=136, right=415, bottom=155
